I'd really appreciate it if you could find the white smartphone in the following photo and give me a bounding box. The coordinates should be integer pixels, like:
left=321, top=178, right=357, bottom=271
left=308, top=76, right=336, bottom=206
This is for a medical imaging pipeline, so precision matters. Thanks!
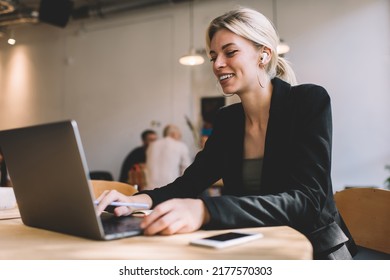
left=190, top=231, right=263, bottom=249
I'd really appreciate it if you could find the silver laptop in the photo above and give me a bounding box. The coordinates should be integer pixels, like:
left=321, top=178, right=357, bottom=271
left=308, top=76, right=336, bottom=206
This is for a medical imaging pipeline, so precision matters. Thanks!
left=0, top=120, right=143, bottom=240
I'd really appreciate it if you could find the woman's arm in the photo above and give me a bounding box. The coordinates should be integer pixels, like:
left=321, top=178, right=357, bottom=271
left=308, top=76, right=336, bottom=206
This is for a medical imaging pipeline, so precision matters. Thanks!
left=139, top=108, right=227, bottom=207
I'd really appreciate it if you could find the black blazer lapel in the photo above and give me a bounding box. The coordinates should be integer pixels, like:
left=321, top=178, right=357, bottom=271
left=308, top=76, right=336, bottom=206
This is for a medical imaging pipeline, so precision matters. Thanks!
left=221, top=103, right=245, bottom=195
left=262, top=78, right=293, bottom=194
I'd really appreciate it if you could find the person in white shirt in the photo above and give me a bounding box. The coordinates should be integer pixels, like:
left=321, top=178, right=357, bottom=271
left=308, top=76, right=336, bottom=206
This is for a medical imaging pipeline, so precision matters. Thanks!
left=145, top=125, right=191, bottom=190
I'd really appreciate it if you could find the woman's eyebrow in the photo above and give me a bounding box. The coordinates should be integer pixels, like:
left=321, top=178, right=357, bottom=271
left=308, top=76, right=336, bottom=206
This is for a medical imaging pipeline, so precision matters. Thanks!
left=209, top=43, right=236, bottom=56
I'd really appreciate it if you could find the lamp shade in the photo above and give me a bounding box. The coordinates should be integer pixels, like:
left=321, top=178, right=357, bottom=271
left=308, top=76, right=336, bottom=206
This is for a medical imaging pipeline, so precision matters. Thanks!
left=7, top=29, right=15, bottom=45
left=277, top=41, right=290, bottom=55
left=179, top=48, right=204, bottom=66
left=7, top=38, right=16, bottom=45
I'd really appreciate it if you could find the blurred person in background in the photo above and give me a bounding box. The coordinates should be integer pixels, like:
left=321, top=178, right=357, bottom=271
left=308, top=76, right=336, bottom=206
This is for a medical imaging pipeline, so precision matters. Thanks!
left=119, top=129, right=157, bottom=183
left=145, top=124, right=191, bottom=190
left=0, top=147, right=12, bottom=187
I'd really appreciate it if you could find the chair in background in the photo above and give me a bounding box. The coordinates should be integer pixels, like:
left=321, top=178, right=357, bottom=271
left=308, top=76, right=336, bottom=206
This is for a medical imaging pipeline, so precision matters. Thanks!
left=90, top=180, right=138, bottom=198
left=89, top=171, right=114, bottom=181
left=334, top=188, right=390, bottom=259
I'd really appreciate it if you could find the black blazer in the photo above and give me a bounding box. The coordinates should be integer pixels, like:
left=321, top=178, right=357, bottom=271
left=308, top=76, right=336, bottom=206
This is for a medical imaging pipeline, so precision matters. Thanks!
left=141, top=78, right=355, bottom=259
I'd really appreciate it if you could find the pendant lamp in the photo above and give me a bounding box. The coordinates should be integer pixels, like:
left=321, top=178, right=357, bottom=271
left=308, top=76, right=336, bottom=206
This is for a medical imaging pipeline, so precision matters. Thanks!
left=179, top=0, right=204, bottom=66
left=7, top=29, right=15, bottom=45
left=273, top=0, right=290, bottom=55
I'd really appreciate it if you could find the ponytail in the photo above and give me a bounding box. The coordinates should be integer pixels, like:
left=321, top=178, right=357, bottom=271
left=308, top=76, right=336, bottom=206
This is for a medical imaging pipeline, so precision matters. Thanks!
left=275, top=56, right=297, bottom=85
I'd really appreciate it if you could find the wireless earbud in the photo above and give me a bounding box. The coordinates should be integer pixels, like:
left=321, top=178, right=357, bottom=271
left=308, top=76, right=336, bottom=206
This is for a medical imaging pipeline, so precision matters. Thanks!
left=261, top=52, right=268, bottom=63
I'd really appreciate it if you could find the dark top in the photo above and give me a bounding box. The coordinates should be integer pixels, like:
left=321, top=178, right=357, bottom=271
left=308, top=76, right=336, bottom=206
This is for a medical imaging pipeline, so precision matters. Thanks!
left=140, top=77, right=356, bottom=259
left=0, top=150, right=9, bottom=186
left=0, top=161, right=8, bottom=186
left=118, top=146, right=146, bottom=183
left=242, top=158, right=263, bottom=193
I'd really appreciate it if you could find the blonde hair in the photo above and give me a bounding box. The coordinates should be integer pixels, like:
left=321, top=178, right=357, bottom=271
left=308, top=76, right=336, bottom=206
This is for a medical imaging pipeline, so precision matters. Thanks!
left=206, top=7, right=297, bottom=85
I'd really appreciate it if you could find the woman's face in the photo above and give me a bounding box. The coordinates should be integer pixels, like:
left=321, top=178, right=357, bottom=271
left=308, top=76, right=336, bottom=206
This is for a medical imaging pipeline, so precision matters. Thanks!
left=209, top=29, right=261, bottom=96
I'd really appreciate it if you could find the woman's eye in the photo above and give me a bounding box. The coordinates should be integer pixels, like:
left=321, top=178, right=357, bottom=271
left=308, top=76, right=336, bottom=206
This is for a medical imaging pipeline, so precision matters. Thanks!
left=226, top=50, right=238, bottom=57
left=209, top=50, right=238, bottom=62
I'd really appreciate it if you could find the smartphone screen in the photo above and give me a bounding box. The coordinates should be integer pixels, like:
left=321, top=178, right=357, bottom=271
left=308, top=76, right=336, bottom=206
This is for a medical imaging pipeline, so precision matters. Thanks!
left=190, top=231, right=263, bottom=249
left=203, top=232, right=251, bottom=241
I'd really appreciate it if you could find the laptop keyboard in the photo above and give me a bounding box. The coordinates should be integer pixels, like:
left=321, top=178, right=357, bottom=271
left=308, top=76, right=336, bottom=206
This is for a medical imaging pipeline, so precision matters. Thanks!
left=100, top=212, right=143, bottom=235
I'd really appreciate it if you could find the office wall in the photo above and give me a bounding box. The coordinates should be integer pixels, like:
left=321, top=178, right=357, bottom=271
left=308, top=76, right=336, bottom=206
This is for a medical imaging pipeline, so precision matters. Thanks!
left=0, top=0, right=389, bottom=190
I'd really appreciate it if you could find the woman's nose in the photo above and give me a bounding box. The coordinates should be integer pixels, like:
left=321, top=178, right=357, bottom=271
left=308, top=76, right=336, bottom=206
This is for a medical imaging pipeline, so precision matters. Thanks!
left=213, top=56, right=226, bottom=71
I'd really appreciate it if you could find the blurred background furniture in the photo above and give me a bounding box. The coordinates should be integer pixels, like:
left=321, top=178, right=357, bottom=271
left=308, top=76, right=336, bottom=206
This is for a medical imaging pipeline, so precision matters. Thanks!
left=334, top=187, right=390, bottom=259
left=90, top=180, right=138, bottom=198
left=89, top=171, right=114, bottom=181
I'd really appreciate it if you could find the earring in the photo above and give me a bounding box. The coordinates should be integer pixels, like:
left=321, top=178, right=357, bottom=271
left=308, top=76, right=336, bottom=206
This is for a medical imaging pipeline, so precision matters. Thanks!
left=216, top=81, right=235, bottom=97
left=257, top=67, right=265, bottom=88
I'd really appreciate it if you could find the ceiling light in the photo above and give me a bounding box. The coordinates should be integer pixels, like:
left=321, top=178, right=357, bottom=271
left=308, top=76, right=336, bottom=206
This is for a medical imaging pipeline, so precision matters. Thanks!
left=179, top=0, right=204, bottom=66
left=179, top=47, right=204, bottom=66
left=277, top=40, right=290, bottom=55
left=7, top=38, right=15, bottom=45
left=7, top=29, right=15, bottom=45
left=273, top=0, right=290, bottom=55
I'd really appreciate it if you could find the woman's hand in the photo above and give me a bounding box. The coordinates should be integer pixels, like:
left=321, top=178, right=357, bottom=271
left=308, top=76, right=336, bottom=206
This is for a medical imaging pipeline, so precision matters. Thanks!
left=140, top=198, right=210, bottom=235
left=95, top=190, right=152, bottom=216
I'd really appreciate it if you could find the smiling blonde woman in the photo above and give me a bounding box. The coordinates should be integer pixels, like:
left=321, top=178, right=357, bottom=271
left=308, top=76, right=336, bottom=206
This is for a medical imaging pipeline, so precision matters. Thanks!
left=97, top=7, right=356, bottom=260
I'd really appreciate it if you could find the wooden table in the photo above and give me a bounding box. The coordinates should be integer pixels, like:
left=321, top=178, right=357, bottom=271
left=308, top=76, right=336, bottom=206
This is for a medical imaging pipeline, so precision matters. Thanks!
left=0, top=208, right=312, bottom=260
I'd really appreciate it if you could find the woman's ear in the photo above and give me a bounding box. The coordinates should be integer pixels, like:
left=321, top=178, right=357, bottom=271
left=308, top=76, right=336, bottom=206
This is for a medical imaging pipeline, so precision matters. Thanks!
left=259, top=47, right=272, bottom=65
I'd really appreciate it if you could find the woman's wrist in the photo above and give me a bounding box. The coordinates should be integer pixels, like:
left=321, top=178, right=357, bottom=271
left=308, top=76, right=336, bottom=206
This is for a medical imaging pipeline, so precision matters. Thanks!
left=200, top=200, right=211, bottom=225
left=131, top=193, right=153, bottom=209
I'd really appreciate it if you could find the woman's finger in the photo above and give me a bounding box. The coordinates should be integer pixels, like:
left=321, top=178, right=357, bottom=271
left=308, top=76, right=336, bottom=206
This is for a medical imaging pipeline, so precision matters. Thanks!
left=113, top=205, right=134, bottom=216
left=159, top=219, right=187, bottom=235
left=140, top=200, right=175, bottom=229
left=95, top=190, right=109, bottom=203
left=96, top=189, right=126, bottom=215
